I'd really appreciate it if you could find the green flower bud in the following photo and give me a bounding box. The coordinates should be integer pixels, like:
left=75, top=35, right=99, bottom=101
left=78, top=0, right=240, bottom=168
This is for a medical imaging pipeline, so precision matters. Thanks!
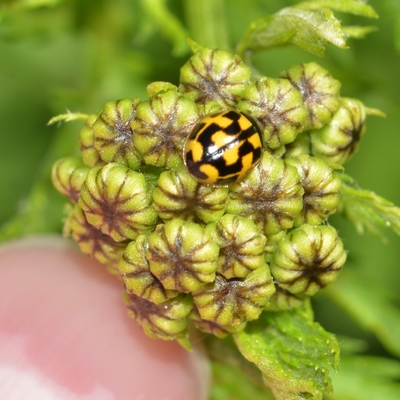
left=238, top=77, right=307, bottom=149
left=147, top=219, right=219, bottom=292
left=125, top=292, right=193, bottom=344
left=286, top=154, right=341, bottom=226
left=179, top=48, right=251, bottom=107
left=281, top=62, right=341, bottom=130
left=271, top=224, right=346, bottom=296
left=206, top=214, right=267, bottom=279
left=198, top=100, right=225, bottom=116
left=152, top=166, right=229, bottom=223
left=264, top=230, right=286, bottom=264
left=131, top=90, right=199, bottom=168
left=310, top=97, right=367, bottom=164
left=146, top=81, right=178, bottom=96
left=227, top=152, right=304, bottom=236
left=189, top=308, right=246, bottom=339
left=284, top=131, right=311, bottom=159
left=92, top=98, right=142, bottom=170
left=51, top=156, right=90, bottom=203
left=79, top=115, right=105, bottom=168
left=193, top=266, right=275, bottom=327
left=118, top=235, right=178, bottom=305
left=270, top=145, right=286, bottom=159
left=264, top=286, right=306, bottom=311
left=68, top=204, right=126, bottom=272
left=78, top=163, right=158, bottom=242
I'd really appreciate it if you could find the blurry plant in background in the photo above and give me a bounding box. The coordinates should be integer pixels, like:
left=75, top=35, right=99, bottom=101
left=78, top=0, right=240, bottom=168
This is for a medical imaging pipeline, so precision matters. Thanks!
left=1, top=0, right=400, bottom=399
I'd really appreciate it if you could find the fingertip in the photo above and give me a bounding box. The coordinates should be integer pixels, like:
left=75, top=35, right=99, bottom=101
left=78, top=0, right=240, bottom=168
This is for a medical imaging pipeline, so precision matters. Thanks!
left=0, top=236, right=210, bottom=400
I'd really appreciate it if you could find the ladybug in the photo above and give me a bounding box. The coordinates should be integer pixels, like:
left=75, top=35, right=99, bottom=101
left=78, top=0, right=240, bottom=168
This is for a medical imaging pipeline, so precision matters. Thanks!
left=184, top=110, right=264, bottom=185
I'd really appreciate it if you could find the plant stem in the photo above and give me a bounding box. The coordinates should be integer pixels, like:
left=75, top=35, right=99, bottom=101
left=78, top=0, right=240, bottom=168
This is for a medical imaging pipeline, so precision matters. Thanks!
left=183, top=0, right=229, bottom=50
left=139, top=0, right=189, bottom=56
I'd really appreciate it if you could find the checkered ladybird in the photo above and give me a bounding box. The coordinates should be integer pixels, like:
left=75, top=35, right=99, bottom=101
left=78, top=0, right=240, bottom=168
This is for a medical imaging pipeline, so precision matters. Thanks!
left=184, top=110, right=263, bottom=185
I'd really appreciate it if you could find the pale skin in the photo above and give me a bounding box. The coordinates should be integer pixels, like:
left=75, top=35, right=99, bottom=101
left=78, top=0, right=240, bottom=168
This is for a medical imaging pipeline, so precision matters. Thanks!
left=0, top=236, right=210, bottom=400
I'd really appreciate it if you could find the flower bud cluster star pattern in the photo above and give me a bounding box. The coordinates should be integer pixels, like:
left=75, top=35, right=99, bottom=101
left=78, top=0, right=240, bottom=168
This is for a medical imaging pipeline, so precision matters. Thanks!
left=52, top=45, right=371, bottom=348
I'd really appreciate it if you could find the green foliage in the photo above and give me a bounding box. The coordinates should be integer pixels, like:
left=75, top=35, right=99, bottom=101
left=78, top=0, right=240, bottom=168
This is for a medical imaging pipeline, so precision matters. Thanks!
left=236, top=0, right=377, bottom=57
left=139, top=0, right=188, bottom=56
left=1, top=0, right=400, bottom=399
left=338, top=173, right=400, bottom=237
left=293, top=0, right=378, bottom=17
left=234, top=302, right=340, bottom=400
left=210, top=361, right=274, bottom=400
left=47, top=113, right=92, bottom=125
left=209, top=334, right=400, bottom=400
left=236, top=7, right=347, bottom=57
left=326, top=267, right=400, bottom=358
left=327, top=356, right=400, bottom=400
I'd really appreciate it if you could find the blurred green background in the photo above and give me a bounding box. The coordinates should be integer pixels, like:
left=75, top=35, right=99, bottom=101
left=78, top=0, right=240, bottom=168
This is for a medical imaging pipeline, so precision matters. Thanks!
left=0, top=0, right=399, bottom=397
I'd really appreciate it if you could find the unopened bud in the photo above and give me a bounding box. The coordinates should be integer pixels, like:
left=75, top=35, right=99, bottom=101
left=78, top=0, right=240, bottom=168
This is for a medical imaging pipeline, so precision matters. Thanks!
left=271, top=224, right=346, bottom=296
left=152, top=166, right=228, bottom=223
left=264, top=230, right=286, bottom=263
left=147, top=219, right=219, bottom=292
left=51, top=157, right=90, bottom=203
left=118, top=235, right=178, bottom=304
left=131, top=90, right=199, bottom=168
left=286, top=154, right=341, bottom=226
left=281, top=62, right=341, bottom=130
left=284, top=131, right=311, bottom=158
left=92, top=99, right=142, bottom=170
left=69, top=204, right=126, bottom=272
left=79, top=115, right=105, bottom=168
left=78, top=163, right=158, bottom=241
left=238, top=77, right=307, bottom=149
left=206, top=214, right=267, bottom=279
left=179, top=48, right=251, bottom=107
left=146, top=81, right=178, bottom=97
left=265, top=286, right=306, bottom=311
left=227, top=152, right=304, bottom=236
left=310, top=97, right=367, bottom=164
left=125, top=292, right=193, bottom=346
left=189, top=308, right=246, bottom=339
left=193, top=266, right=275, bottom=327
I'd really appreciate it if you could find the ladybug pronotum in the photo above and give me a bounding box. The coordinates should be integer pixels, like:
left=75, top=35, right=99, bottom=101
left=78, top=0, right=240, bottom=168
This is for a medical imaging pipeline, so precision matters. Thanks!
left=184, top=110, right=264, bottom=185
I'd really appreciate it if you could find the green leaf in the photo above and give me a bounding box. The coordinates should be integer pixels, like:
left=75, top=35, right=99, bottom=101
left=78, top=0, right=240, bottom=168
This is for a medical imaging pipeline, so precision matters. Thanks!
left=326, top=355, right=400, bottom=400
left=234, top=302, right=340, bottom=400
left=293, top=0, right=378, bottom=19
left=342, top=25, right=378, bottom=39
left=338, top=173, right=400, bottom=237
left=47, top=112, right=93, bottom=126
left=325, top=267, right=400, bottom=359
left=236, top=6, right=348, bottom=58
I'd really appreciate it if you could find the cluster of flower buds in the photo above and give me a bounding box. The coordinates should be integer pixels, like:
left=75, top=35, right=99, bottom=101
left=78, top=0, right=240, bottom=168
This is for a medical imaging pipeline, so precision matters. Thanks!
left=52, top=43, right=368, bottom=348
